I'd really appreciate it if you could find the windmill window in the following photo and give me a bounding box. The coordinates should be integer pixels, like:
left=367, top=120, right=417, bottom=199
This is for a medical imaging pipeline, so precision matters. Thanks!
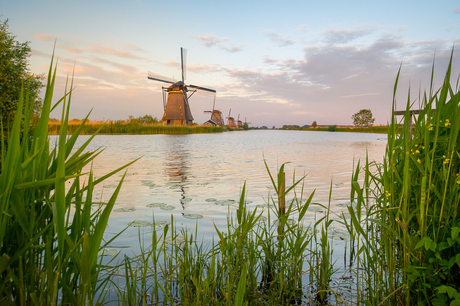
left=167, top=120, right=170, bottom=124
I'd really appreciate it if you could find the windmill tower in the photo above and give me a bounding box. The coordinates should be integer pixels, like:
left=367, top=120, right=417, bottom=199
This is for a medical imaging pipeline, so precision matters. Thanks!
left=236, top=114, right=243, bottom=128
left=147, top=48, right=216, bottom=126
left=204, top=96, right=224, bottom=126
left=226, top=109, right=235, bottom=128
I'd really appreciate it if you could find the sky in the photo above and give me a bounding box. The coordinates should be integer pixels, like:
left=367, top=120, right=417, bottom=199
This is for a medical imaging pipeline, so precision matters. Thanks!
left=2, top=0, right=460, bottom=127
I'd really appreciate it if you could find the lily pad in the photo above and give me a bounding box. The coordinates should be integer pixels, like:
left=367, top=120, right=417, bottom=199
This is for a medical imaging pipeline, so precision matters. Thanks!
left=161, top=205, right=175, bottom=211
left=205, top=198, right=217, bottom=202
left=126, top=172, right=138, bottom=176
left=164, top=236, right=186, bottom=245
left=114, top=207, right=135, bottom=213
left=256, top=204, right=272, bottom=209
left=103, top=184, right=118, bottom=189
left=147, top=203, right=167, bottom=208
left=98, top=249, right=119, bottom=257
left=273, top=219, right=296, bottom=226
left=330, top=228, right=351, bottom=241
left=308, top=207, right=324, bottom=213
left=129, top=220, right=152, bottom=227
left=154, top=221, right=170, bottom=227
left=215, top=199, right=236, bottom=206
left=182, top=213, right=203, bottom=220
left=257, top=216, right=268, bottom=223
left=181, top=198, right=193, bottom=202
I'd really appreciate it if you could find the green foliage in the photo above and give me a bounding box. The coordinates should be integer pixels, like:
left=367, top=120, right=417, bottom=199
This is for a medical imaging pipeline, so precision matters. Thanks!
left=352, top=109, right=375, bottom=127
left=0, top=18, right=43, bottom=129
left=49, top=121, right=223, bottom=134
left=343, top=51, right=460, bottom=305
left=327, top=125, right=337, bottom=131
left=0, top=56, right=135, bottom=304
left=311, top=121, right=318, bottom=128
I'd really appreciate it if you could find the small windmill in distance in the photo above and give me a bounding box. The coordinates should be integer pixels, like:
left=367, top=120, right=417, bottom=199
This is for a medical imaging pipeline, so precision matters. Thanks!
left=226, top=109, right=235, bottom=128
left=147, top=48, right=216, bottom=126
left=236, top=114, right=243, bottom=128
left=204, top=96, right=224, bottom=126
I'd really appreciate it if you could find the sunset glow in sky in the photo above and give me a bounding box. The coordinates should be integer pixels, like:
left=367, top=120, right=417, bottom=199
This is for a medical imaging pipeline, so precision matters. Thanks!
left=2, top=0, right=460, bottom=127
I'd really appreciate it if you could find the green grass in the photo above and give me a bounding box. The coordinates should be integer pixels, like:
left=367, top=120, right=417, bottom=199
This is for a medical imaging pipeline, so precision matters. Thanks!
left=49, top=122, right=223, bottom=135
left=299, top=126, right=391, bottom=134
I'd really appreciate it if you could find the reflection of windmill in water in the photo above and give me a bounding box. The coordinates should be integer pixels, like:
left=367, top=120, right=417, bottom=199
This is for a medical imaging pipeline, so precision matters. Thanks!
left=226, top=109, right=236, bottom=128
left=204, top=96, right=224, bottom=126
left=147, top=48, right=216, bottom=126
left=163, top=136, right=190, bottom=208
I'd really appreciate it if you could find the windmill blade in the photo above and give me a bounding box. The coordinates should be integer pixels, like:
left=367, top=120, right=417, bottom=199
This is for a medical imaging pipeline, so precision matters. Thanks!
left=212, top=96, right=216, bottom=112
left=188, top=85, right=216, bottom=93
left=148, top=71, right=176, bottom=84
left=181, top=47, right=187, bottom=83
left=204, top=111, right=213, bottom=113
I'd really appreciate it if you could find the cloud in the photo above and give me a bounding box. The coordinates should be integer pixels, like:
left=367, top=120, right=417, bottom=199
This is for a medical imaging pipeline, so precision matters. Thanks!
left=194, top=34, right=228, bottom=48
left=454, top=6, right=460, bottom=14
left=34, top=33, right=55, bottom=41
left=340, top=93, right=381, bottom=98
left=295, top=24, right=309, bottom=32
left=88, top=44, right=147, bottom=60
left=222, top=46, right=243, bottom=53
left=265, top=30, right=296, bottom=46
left=323, top=29, right=371, bottom=45
left=194, top=33, right=244, bottom=53
left=263, top=58, right=279, bottom=64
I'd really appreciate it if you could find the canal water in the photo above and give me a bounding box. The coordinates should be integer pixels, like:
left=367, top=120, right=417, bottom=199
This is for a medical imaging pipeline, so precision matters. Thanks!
left=60, top=130, right=387, bottom=256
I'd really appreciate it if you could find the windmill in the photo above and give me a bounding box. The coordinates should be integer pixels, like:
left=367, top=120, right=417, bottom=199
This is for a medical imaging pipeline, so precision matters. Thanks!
left=204, top=96, right=224, bottom=126
left=226, top=109, right=235, bottom=128
left=147, top=48, right=216, bottom=126
left=236, top=114, right=243, bottom=128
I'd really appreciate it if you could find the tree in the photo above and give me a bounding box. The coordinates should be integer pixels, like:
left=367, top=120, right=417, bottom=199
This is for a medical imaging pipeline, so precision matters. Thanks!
left=0, top=18, right=43, bottom=128
left=311, top=121, right=318, bottom=128
left=352, top=109, right=375, bottom=127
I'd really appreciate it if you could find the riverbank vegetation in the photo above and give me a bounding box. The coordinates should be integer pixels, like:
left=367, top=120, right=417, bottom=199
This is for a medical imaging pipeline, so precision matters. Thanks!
left=48, top=117, right=223, bottom=134
left=2, top=51, right=459, bottom=305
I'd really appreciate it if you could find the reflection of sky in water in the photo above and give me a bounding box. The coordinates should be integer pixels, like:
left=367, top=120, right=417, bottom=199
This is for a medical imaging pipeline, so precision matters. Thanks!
left=56, top=130, right=387, bottom=253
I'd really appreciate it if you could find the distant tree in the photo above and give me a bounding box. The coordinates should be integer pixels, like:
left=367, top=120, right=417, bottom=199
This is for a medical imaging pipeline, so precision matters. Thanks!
left=311, top=121, right=318, bottom=128
left=0, top=18, right=43, bottom=129
left=243, top=123, right=249, bottom=130
left=352, top=109, right=375, bottom=127
left=328, top=125, right=337, bottom=131
left=272, top=126, right=276, bottom=130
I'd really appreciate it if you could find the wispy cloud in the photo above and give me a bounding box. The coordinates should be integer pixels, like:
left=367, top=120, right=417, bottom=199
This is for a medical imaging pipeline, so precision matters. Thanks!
left=340, top=93, right=381, bottom=98
left=323, top=29, right=371, bottom=45
left=34, top=33, right=55, bottom=41
left=454, top=6, right=460, bottom=14
left=295, top=24, right=309, bottom=32
left=88, top=44, right=147, bottom=60
left=194, top=33, right=244, bottom=53
left=264, top=30, right=296, bottom=46
left=194, top=34, right=229, bottom=47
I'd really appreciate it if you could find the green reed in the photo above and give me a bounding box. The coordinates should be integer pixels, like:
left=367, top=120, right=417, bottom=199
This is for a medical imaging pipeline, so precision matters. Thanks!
left=49, top=122, right=223, bottom=135
left=0, top=56, right=136, bottom=305
left=341, top=50, right=460, bottom=305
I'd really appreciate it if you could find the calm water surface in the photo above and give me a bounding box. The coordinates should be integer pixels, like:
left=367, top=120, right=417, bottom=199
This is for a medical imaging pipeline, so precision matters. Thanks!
left=62, top=130, right=387, bottom=254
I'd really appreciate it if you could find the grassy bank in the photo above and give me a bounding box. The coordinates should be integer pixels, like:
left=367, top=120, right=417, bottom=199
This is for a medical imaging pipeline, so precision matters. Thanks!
left=292, top=125, right=392, bottom=134
left=48, top=121, right=223, bottom=135
left=2, top=52, right=459, bottom=305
